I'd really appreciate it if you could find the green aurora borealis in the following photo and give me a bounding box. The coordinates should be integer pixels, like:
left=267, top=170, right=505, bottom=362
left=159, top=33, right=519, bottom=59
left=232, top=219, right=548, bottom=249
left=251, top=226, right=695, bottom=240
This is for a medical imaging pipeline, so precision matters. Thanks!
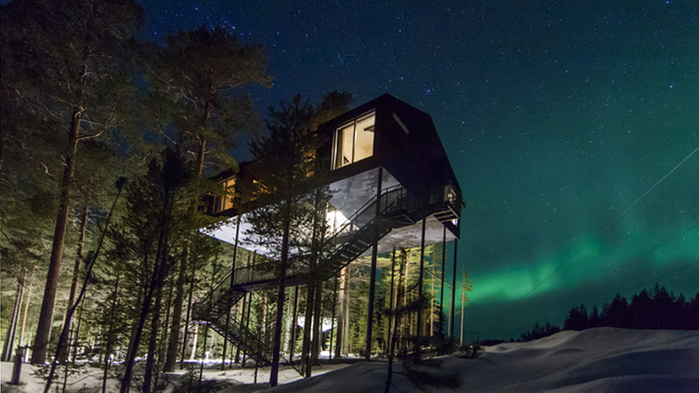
left=141, top=0, right=699, bottom=339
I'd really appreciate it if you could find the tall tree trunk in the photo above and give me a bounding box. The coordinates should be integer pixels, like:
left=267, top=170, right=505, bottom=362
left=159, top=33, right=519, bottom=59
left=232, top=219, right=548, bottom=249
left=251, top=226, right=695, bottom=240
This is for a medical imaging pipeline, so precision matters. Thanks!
left=164, top=248, right=187, bottom=371
left=284, top=287, right=294, bottom=354
left=289, top=286, right=299, bottom=363
left=72, top=301, right=85, bottom=362
left=58, top=202, right=89, bottom=362
left=32, top=109, right=81, bottom=364
left=391, top=255, right=399, bottom=343
left=261, top=291, right=269, bottom=348
left=121, top=191, right=172, bottom=393
left=154, top=284, right=171, bottom=391
left=195, top=104, right=209, bottom=178
left=232, top=289, right=244, bottom=363
left=143, top=287, right=163, bottom=393
left=18, top=274, right=33, bottom=350
left=180, top=260, right=196, bottom=368
left=242, top=254, right=254, bottom=367
left=269, top=199, right=291, bottom=387
left=242, top=292, right=252, bottom=367
left=102, top=270, right=120, bottom=393
left=159, top=280, right=175, bottom=365
left=301, top=282, right=314, bottom=377
left=167, top=99, right=210, bottom=370
left=121, top=279, right=155, bottom=393
left=2, top=278, right=24, bottom=361
left=189, top=323, right=198, bottom=360
left=310, top=281, right=324, bottom=365
left=385, top=252, right=404, bottom=393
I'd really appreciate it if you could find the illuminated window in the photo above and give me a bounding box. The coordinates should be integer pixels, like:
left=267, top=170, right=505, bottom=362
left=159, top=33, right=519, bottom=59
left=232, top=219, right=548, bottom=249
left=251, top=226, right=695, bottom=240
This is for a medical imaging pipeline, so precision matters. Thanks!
left=333, top=112, right=375, bottom=169
left=214, top=177, right=235, bottom=213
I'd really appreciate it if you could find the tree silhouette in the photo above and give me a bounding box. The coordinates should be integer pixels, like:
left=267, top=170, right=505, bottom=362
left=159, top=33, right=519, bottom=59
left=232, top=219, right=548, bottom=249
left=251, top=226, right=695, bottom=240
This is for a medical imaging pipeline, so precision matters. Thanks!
left=564, top=304, right=589, bottom=330
left=601, top=293, right=629, bottom=328
left=521, top=285, right=698, bottom=341
left=520, top=322, right=560, bottom=342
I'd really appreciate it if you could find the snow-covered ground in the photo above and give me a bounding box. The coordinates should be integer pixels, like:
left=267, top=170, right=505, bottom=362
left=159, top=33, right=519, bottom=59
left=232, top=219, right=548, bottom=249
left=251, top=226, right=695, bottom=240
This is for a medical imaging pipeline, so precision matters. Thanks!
left=3, top=328, right=699, bottom=392
left=0, top=358, right=349, bottom=392
left=264, top=328, right=699, bottom=393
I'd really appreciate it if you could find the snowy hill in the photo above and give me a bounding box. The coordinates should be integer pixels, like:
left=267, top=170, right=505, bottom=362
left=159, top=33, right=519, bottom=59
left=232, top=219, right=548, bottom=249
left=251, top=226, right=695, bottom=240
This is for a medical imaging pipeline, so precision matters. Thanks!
left=262, top=328, right=699, bottom=393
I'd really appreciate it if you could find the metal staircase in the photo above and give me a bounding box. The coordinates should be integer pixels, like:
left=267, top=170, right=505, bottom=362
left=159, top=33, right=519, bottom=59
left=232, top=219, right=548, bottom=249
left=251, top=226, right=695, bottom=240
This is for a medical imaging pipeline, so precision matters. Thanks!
left=193, top=183, right=459, bottom=367
left=191, top=288, right=299, bottom=369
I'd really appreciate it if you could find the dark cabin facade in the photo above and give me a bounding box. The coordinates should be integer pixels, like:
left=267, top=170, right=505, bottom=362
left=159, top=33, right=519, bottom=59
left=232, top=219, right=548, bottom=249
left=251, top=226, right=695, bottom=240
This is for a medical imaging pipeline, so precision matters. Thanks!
left=210, top=94, right=462, bottom=248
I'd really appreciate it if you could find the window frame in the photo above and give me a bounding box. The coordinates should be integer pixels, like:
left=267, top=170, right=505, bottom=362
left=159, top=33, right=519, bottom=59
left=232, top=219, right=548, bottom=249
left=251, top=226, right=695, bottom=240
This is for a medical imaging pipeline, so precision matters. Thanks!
left=331, top=111, right=376, bottom=170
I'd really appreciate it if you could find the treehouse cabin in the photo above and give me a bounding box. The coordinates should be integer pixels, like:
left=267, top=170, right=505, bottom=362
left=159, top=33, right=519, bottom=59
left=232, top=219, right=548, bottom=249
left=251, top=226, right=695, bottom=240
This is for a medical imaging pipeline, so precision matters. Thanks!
left=209, top=94, right=462, bottom=254
left=196, top=94, right=464, bottom=365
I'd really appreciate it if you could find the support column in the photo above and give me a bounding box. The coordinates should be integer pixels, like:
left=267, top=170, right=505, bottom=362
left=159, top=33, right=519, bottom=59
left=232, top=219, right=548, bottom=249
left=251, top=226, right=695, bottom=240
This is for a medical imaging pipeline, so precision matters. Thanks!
left=416, top=217, right=426, bottom=338
left=438, top=226, right=446, bottom=338
left=365, top=167, right=383, bottom=360
left=450, top=241, right=458, bottom=340
left=329, top=274, right=338, bottom=360
left=335, top=267, right=347, bottom=358
left=387, top=249, right=396, bottom=350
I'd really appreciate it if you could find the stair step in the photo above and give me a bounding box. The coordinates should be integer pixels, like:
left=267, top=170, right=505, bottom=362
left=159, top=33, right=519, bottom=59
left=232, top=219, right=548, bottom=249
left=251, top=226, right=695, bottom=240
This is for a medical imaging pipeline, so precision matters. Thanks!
left=347, top=244, right=365, bottom=253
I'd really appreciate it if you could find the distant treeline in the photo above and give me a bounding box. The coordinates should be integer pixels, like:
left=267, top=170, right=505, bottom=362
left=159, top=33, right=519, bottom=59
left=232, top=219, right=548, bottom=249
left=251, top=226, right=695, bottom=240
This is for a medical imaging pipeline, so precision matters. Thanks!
left=519, top=284, right=699, bottom=342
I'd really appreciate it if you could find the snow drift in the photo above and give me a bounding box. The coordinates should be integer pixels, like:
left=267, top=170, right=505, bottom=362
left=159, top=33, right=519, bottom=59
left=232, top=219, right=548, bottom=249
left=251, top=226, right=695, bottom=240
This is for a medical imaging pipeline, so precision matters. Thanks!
left=263, top=327, right=699, bottom=393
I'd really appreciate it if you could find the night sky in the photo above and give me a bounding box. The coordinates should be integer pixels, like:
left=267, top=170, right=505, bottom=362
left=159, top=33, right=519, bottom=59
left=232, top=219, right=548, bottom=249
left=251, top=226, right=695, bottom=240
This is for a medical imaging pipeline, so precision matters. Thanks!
left=141, top=1, right=699, bottom=339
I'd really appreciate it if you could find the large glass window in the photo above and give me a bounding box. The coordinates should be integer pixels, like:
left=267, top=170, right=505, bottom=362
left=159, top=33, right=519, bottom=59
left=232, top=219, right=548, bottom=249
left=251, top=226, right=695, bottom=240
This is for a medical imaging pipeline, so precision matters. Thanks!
left=214, top=177, right=235, bottom=213
left=333, top=112, right=375, bottom=169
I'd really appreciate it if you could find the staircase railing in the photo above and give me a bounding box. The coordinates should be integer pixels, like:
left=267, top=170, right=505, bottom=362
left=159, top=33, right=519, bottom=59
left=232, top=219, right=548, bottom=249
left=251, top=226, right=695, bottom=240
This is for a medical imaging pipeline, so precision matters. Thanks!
left=227, top=184, right=418, bottom=287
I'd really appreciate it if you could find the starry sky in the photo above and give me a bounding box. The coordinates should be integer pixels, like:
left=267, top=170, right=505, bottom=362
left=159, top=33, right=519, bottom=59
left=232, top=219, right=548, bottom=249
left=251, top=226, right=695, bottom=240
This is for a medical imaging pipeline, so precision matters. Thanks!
left=141, top=0, right=699, bottom=340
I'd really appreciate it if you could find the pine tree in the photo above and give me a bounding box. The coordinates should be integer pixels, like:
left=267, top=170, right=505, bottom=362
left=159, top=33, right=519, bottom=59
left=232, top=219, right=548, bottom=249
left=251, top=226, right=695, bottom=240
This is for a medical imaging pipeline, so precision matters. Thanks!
left=245, top=95, right=318, bottom=386
left=651, top=284, right=674, bottom=329
left=589, top=306, right=601, bottom=328
left=148, top=26, right=272, bottom=372
left=563, top=304, right=589, bottom=330
left=629, top=289, right=654, bottom=329
left=602, top=294, right=629, bottom=328
left=2, top=0, right=145, bottom=364
left=113, top=149, right=191, bottom=393
left=688, top=293, right=699, bottom=329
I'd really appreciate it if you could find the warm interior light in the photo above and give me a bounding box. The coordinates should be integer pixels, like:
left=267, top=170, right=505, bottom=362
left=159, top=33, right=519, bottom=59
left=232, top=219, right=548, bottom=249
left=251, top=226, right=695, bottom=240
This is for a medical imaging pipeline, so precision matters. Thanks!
left=333, top=112, right=375, bottom=169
